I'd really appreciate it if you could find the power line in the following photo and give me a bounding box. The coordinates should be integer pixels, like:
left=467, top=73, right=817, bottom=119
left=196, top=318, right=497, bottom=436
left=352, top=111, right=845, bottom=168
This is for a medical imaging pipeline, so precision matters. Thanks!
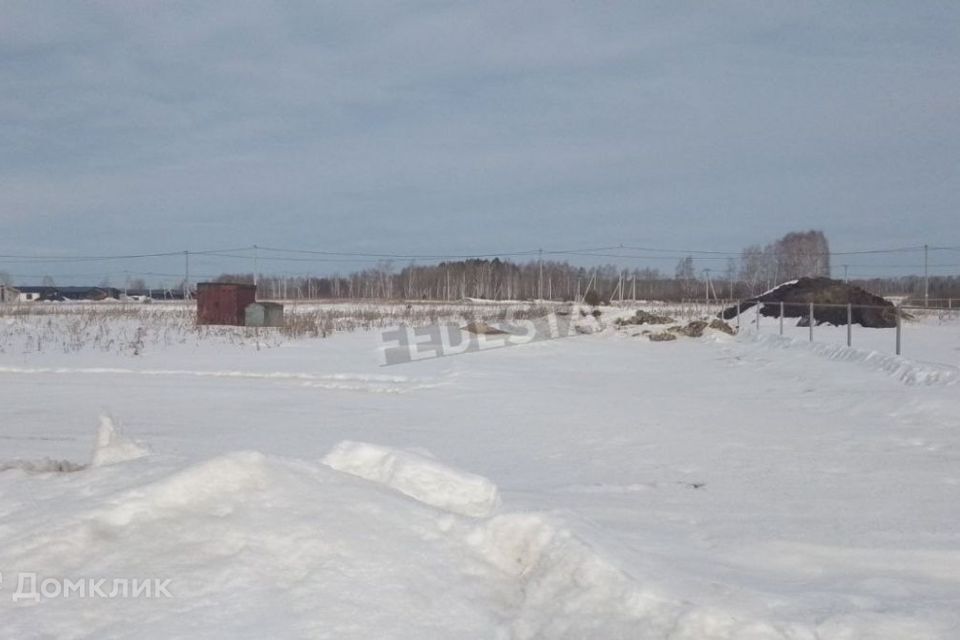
left=0, top=247, right=253, bottom=263
left=254, top=245, right=547, bottom=260
left=3, top=243, right=959, bottom=264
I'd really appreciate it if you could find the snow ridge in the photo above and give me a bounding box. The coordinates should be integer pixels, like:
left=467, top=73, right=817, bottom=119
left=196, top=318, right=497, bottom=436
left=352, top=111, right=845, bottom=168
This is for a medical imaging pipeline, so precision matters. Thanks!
left=744, top=332, right=959, bottom=385
left=322, top=440, right=501, bottom=518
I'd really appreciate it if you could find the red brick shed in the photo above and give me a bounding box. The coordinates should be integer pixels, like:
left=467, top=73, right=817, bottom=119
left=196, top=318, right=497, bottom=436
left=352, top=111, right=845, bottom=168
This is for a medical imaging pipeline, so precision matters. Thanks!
left=196, top=282, right=257, bottom=326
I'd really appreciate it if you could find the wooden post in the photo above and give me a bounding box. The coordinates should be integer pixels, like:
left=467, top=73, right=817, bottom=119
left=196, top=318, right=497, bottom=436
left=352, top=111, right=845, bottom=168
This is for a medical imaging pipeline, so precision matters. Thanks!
left=809, top=301, right=814, bottom=342
left=896, top=307, right=902, bottom=355
left=846, top=304, right=852, bottom=347
left=779, top=301, right=784, bottom=336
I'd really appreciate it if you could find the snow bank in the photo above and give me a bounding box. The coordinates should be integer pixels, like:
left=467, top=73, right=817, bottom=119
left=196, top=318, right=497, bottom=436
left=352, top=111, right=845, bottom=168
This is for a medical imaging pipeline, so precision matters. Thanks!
left=465, top=513, right=674, bottom=639
left=91, top=415, right=149, bottom=467
left=322, top=440, right=500, bottom=517
left=4, top=433, right=950, bottom=638
left=745, top=333, right=960, bottom=386
left=0, top=446, right=659, bottom=638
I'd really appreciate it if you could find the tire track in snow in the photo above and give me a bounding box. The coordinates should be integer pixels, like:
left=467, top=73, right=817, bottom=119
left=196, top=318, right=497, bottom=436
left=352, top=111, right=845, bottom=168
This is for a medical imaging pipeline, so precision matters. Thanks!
left=0, top=366, right=441, bottom=394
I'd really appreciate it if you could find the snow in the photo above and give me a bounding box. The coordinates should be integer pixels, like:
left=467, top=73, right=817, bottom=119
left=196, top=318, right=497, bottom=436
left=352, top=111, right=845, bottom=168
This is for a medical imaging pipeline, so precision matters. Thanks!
left=755, top=279, right=800, bottom=298
left=91, top=415, right=150, bottom=467
left=1, top=304, right=959, bottom=638
left=322, top=440, right=501, bottom=517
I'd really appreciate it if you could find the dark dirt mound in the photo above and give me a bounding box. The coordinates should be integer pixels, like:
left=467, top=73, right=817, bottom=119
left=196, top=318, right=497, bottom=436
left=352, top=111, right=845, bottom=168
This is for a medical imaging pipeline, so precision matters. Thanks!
left=708, top=319, right=736, bottom=335
left=671, top=320, right=709, bottom=337
left=720, top=277, right=897, bottom=328
left=462, top=321, right=508, bottom=335
left=647, top=331, right=677, bottom=342
left=616, top=310, right=675, bottom=327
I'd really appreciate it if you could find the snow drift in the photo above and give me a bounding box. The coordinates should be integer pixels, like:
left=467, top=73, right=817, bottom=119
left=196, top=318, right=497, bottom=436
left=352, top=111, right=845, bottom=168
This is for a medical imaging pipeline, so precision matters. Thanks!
left=0, top=436, right=816, bottom=639
left=322, top=440, right=500, bottom=517
left=744, top=332, right=960, bottom=386
left=91, top=415, right=149, bottom=467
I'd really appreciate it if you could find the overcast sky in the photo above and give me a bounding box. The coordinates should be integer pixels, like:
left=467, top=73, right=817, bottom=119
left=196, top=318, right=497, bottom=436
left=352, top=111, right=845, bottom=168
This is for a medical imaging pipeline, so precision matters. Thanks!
left=1, top=1, right=958, bottom=284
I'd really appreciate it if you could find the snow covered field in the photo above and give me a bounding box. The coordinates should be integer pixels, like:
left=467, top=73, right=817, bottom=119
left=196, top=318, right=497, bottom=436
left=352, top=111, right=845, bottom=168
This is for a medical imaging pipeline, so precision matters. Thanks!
left=1, top=303, right=959, bottom=638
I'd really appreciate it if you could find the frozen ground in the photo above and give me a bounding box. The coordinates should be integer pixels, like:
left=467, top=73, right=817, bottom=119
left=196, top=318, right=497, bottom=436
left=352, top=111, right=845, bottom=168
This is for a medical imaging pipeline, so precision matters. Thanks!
left=0, top=304, right=958, bottom=638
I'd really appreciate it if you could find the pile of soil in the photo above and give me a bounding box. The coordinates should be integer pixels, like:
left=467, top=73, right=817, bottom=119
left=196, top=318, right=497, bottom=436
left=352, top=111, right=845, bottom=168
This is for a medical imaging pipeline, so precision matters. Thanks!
left=643, top=318, right=735, bottom=342
left=647, top=331, right=677, bottom=342
left=618, top=310, right=676, bottom=327
left=670, top=320, right=709, bottom=338
left=462, top=321, right=508, bottom=335
left=720, top=277, right=897, bottom=328
left=708, top=319, right=736, bottom=335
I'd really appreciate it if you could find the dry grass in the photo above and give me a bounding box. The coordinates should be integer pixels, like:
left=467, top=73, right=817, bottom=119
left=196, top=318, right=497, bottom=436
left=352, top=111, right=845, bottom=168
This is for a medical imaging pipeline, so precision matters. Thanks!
left=0, top=300, right=561, bottom=354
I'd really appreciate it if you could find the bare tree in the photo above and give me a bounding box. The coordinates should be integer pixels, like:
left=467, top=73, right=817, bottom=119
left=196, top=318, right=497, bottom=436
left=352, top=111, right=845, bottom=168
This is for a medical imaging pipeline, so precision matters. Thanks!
left=739, top=245, right=766, bottom=294
left=674, top=256, right=696, bottom=297
left=724, top=258, right=737, bottom=299
left=774, top=230, right=830, bottom=280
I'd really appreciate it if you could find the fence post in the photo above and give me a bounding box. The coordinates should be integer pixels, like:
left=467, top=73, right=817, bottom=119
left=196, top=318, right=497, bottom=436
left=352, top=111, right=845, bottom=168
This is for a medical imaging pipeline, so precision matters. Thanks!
left=756, top=302, right=761, bottom=330
left=736, top=301, right=741, bottom=332
left=809, top=301, right=814, bottom=342
left=896, top=307, right=901, bottom=356
left=846, top=303, right=852, bottom=347
left=779, top=301, right=784, bottom=336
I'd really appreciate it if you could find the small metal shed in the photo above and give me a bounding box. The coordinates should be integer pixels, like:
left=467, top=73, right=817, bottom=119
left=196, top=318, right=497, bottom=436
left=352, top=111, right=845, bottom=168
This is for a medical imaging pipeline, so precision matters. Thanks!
left=196, top=282, right=257, bottom=326
left=245, top=302, right=284, bottom=328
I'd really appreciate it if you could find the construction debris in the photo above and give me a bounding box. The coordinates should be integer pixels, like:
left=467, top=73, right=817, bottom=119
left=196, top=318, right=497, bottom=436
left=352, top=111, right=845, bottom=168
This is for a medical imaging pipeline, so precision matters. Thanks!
left=462, top=321, right=508, bottom=335
left=647, top=332, right=677, bottom=342
left=708, top=319, right=736, bottom=335
left=616, top=310, right=675, bottom=327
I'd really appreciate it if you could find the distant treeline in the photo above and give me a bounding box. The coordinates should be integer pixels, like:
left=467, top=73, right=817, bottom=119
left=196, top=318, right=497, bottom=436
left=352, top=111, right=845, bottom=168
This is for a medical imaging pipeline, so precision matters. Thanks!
left=213, top=261, right=960, bottom=303
left=203, top=230, right=956, bottom=303
left=849, top=276, right=960, bottom=302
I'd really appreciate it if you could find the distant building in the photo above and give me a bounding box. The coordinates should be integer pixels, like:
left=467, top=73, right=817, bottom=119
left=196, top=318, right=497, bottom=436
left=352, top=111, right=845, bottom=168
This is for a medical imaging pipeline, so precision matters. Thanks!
left=11, top=286, right=122, bottom=302
left=0, top=284, right=19, bottom=303
left=196, top=282, right=257, bottom=325
left=13, top=286, right=56, bottom=302
left=245, top=301, right=284, bottom=327
left=9, top=284, right=192, bottom=303
left=125, top=288, right=189, bottom=301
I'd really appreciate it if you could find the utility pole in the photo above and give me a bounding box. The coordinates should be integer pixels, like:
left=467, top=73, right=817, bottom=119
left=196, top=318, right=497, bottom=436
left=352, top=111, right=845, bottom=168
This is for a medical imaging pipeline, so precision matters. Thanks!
left=704, top=269, right=712, bottom=305
left=183, top=250, right=190, bottom=300
left=537, top=248, right=543, bottom=301
left=842, top=264, right=848, bottom=283
left=924, top=244, right=929, bottom=307
left=631, top=274, right=636, bottom=302
left=252, top=245, right=259, bottom=287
